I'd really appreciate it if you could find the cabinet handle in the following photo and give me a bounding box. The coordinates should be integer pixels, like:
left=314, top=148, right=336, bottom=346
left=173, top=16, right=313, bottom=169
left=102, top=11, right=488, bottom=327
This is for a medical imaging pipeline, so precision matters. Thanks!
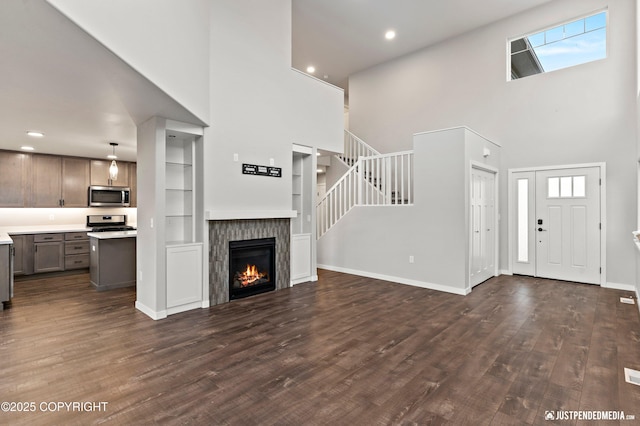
left=74, top=260, right=82, bottom=264
left=44, top=237, right=53, bottom=240
left=74, top=246, right=83, bottom=250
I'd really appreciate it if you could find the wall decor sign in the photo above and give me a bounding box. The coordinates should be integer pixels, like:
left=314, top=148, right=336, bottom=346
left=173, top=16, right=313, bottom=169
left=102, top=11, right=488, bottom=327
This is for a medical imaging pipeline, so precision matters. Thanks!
left=242, top=163, right=282, bottom=178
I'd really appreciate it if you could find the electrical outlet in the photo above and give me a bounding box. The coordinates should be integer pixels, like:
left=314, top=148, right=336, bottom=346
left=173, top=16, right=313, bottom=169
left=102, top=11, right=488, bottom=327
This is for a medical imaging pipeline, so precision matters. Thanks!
left=409, top=255, right=414, bottom=264
left=150, top=218, right=154, bottom=228
left=48, top=214, right=54, bottom=221
left=269, top=158, right=275, bottom=166
left=233, top=153, right=239, bottom=162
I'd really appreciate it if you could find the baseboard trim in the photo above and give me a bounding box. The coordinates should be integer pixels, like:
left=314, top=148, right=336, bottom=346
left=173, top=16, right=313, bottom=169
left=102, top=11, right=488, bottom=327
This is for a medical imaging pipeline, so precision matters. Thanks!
left=201, top=300, right=210, bottom=309
left=602, top=282, right=636, bottom=292
left=317, top=264, right=469, bottom=296
left=135, top=301, right=167, bottom=320
left=499, top=269, right=512, bottom=276
left=167, top=301, right=203, bottom=316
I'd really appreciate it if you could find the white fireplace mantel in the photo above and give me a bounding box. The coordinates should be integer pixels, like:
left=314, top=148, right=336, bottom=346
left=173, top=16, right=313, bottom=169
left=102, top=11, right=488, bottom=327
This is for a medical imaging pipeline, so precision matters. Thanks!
left=205, top=210, right=297, bottom=221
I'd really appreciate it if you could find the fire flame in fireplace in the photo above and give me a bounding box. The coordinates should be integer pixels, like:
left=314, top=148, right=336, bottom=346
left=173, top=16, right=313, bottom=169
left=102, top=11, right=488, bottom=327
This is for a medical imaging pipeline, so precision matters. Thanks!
left=235, top=264, right=268, bottom=287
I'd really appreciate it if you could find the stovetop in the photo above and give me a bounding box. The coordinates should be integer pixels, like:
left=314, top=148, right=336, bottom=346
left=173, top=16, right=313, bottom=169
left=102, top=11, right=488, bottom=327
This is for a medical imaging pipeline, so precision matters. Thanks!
left=90, top=226, right=136, bottom=233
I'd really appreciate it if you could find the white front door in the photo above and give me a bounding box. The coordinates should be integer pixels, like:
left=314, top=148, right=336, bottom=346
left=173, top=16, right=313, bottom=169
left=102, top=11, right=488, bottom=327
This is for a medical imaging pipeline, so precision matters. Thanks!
left=511, top=166, right=601, bottom=284
left=535, top=167, right=601, bottom=284
left=470, top=167, right=496, bottom=287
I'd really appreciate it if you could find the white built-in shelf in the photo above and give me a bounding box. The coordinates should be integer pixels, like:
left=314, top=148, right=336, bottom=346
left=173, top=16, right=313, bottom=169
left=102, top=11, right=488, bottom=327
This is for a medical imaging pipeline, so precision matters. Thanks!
left=165, top=134, right=195, bottom=245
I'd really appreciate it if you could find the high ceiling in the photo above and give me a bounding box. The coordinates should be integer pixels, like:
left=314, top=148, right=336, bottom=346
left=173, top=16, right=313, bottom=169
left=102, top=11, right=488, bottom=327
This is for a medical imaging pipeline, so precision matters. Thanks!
left=0, top=0, right=552, bottom=161
left=292, top=0, right=553, bottom=89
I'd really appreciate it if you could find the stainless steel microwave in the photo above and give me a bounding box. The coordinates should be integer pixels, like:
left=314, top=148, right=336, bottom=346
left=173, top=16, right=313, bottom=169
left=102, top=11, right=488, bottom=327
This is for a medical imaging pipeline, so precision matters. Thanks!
left=88, top=186, right=131, bottom=207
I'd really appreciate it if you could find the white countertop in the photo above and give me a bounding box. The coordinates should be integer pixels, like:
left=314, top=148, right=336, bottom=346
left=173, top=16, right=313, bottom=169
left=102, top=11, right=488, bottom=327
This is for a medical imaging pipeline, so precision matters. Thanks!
left=2, top=224, right=91, bottom=235
left=87, top=230, right=137, bottom=239
left=0, top=232, right=12, bottom=245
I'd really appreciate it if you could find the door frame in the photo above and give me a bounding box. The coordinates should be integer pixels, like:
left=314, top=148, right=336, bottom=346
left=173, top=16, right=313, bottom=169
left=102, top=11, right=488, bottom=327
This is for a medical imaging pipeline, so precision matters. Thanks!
left=507, top=162, right=606, bottom=286
left=469, top=161, right=500, bottom=289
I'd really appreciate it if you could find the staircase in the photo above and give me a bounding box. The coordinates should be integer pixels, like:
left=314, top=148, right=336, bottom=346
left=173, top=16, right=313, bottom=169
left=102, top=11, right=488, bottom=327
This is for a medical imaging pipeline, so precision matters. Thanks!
left=317, top=130, right=414, bottom=238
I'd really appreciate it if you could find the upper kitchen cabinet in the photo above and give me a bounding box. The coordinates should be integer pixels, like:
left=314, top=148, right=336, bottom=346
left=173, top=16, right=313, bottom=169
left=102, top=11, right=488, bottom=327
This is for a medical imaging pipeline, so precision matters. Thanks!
left=129, top=162, right=137, bottom=207
left=0, top=151, right=30, bottom=207
left=62, top=157, right=90, bottom=207
left=31, top=155, right=90, bottom=207
left=31, top=155, right=62, bottom=207
left=90, top=160, right=129, bottom=187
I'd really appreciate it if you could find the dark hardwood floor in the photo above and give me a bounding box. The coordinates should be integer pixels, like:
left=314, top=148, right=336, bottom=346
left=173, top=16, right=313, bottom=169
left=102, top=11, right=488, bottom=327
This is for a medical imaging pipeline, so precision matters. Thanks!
left=1, top=270, right=639, bottom=425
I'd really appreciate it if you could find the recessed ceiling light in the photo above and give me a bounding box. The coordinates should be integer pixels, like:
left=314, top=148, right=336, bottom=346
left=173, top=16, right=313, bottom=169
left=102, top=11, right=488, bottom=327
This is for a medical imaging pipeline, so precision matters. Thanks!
left=385, top=30, right=396, bottom=40
left=26, top=131, right=44, bottom=137
left=306, top=66, right=316, bottom=74
left=21, top=146, right=35, bottom=151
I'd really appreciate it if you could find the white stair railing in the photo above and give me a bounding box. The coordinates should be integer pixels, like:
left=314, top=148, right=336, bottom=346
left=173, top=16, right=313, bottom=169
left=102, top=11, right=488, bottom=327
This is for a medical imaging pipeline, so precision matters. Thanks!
left=359, top=151, right=414, bottom=206
left=317, top=150, right=414, bottom=238
left=340, top=130, right=380, bottom=166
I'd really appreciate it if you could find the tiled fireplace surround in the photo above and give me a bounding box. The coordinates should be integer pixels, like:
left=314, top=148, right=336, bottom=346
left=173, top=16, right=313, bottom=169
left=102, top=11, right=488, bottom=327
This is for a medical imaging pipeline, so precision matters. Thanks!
left=209, top=218, right=291, bottom=305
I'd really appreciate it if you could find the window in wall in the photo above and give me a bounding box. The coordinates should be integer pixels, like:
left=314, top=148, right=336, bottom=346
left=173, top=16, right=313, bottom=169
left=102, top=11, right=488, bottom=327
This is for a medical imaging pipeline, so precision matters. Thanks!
left=517, top=178, right=529, bottom=263
left=547, top=175, right=586, bottom=198
left=509, top=11, right=607, bottom=80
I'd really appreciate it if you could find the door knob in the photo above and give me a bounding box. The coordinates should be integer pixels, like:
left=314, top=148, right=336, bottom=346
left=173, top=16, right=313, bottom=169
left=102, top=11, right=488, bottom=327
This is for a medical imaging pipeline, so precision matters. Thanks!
left=538, top=227, right=546, bottom=232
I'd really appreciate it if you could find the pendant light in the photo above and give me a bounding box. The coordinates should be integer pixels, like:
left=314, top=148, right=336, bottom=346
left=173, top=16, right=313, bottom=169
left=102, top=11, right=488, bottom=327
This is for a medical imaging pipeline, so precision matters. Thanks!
left=108, top=142, right=119, bottom=182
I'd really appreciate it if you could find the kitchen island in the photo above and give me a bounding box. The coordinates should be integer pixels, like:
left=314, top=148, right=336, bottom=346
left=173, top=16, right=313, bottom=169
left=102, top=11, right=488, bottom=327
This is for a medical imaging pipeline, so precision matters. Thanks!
left=87, top=231, right=136, bottom=291
left=0, top=232, right=13, bottom=309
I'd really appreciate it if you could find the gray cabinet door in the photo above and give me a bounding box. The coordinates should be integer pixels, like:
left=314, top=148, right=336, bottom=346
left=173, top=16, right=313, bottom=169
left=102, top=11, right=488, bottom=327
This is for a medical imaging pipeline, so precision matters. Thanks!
left=129, top=163, right=137, bottom=207
left=34, top=241, right=65, bottom=273
left=31, top=155, right=62, bottom=207
left=0, top=151, right=30, bottom=207
left=11, top=235, right=25, bottom=275
left=61, top=157, right=90, bottom=207
left=0, top=245, right=10, bottom=304
left=90, top=160, right=129, bottom=187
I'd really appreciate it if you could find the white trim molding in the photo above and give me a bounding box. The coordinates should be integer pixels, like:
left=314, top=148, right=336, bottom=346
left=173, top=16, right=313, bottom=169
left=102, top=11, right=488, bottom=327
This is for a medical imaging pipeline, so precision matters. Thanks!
left=205, top=210, right=297, bottom=220
left=602, top=282, right=637, bottom=292
left=318, top=264, right=470, bottom=296
left=135, top=301, right=167, bottom=320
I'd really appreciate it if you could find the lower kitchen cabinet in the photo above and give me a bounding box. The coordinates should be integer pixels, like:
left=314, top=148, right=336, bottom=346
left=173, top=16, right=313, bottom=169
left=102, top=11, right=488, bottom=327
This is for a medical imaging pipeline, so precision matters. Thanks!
left=64, top=232, right=89, bottom=270
left=0, top=244, right=12, bottom=309
left=10, top=234, right=25, bottom=275
left=33, top=234, right=65, bottom=273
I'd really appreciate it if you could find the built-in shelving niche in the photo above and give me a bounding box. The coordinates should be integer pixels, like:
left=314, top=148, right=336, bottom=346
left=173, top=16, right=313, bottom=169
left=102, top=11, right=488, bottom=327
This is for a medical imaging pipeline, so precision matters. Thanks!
left=291, top=145, right=314, bottom=284
left=165, top=133, right=195, bottom=245
left=165, top=127, right=203, bottom=314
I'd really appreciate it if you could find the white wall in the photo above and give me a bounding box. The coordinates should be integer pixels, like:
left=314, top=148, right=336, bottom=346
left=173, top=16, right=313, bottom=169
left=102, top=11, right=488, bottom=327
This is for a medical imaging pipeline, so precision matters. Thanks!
left=135, top=116, right=167, bottom=319
left=318, top=127, right=500, bottom=294
left=349, top=0, right=637, bottom=287
left=205, top=0, right=343, bottom=215
left=0, top=207, right=136, bottom=227
left=46, top=0, right=210, bottom=124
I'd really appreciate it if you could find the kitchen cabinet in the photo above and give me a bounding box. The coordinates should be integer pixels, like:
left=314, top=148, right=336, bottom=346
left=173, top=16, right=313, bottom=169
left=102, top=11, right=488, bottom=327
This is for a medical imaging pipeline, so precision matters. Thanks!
left=33, top=233, right=64, bottom=273
left=0, top=244, right=12, bottom=310
left=91, top=160, right=129, bottom=187
left=64, top=232, right=89, bottom=270
left=10, top=235, right=26, bottom=276
left=0, top=151, right=30, bottom=207
left=89, top=234, right=136, bottom=290
left=61, top=157, right=90, bottom=207
left=129, top=163, right=137, bottom=207
left=31, top=155, right=90, bottom=207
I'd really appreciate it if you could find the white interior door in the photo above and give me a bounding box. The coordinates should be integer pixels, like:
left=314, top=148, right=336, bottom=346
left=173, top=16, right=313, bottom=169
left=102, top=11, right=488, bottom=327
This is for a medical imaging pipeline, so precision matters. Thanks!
left=470, top=167, right=496, bottom=287
left=535, top=167, right=601, bottom=284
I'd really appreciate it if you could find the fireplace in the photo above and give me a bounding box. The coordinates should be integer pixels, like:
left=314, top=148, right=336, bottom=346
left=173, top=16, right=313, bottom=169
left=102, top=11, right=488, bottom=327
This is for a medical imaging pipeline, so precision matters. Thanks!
left=229, top=237, right=276, bottom=300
